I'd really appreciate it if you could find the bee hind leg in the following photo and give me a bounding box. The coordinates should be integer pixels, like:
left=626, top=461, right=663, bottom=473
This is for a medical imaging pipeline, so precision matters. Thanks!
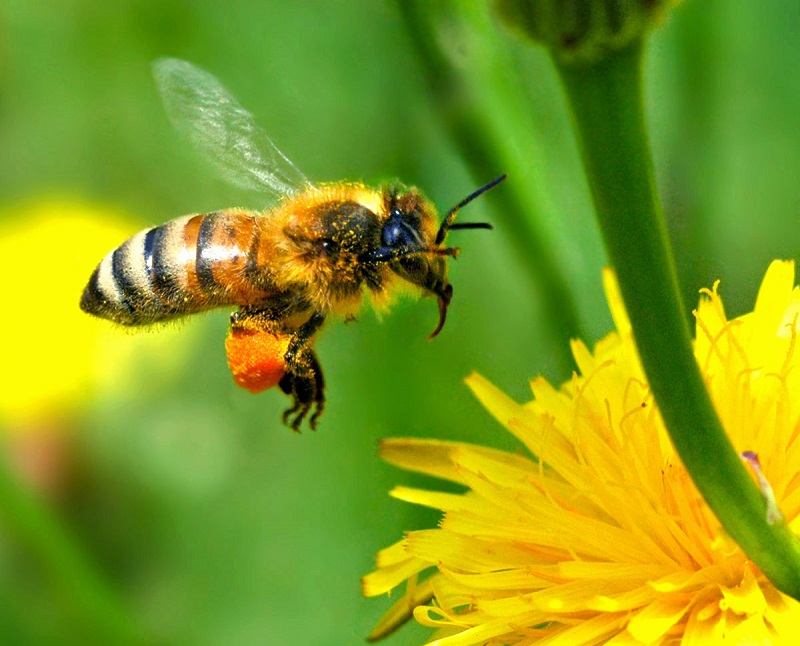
left=307, top=351, right=325, bottom=428
left=279, top=349, right=325, bottom=431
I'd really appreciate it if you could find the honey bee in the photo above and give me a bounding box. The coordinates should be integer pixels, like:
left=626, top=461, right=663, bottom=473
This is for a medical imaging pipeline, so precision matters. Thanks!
left=80, top=59, right=505, bottom=430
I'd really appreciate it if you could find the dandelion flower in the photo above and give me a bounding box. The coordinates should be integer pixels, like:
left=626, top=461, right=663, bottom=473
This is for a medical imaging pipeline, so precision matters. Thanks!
left=363, top=260, right=800, bottom=644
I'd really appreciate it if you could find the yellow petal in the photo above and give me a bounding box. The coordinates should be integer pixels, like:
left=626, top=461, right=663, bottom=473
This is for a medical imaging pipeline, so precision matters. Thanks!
left=390, top=486, right=485, bottom=513
left=719, top=565, right=767, bottom=615
left=753, top=260, right=795, bottom=334
left=361, top=552, right=431, bottom=597
left=419, top=608, right=542, bottom=646
left=465, top=372, right=530, bottom=444
left=626, top=597, right=691, bottom=642
left=379, top=437, right=531, bottom=485
left=406, top=528, right=548, bottom=572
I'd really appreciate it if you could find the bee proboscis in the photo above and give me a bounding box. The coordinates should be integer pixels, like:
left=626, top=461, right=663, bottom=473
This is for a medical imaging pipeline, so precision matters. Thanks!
left=80, top=58, right=505, bottom=430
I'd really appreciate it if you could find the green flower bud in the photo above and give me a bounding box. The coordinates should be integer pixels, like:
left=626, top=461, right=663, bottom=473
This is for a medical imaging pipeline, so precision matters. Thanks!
left=495, top=0, right=680, bottom=65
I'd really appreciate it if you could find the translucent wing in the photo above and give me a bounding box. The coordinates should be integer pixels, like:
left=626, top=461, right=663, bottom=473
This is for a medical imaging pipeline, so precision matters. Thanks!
left=153, top=58, right=311, bottom=197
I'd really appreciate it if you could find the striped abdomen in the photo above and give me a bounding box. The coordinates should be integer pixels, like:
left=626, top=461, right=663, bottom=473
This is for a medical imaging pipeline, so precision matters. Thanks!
left=81, top=209, right=270, bottom=325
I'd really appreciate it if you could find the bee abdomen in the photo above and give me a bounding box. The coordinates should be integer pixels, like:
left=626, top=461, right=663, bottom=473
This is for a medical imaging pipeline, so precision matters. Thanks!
left=81, top=211, right=268, bottom=325
left=81, top=224, right=178, bottom=325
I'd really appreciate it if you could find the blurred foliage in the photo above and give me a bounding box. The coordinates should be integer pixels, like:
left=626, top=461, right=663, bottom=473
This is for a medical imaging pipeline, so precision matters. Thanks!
left=0, top=1, right=799, bottom=644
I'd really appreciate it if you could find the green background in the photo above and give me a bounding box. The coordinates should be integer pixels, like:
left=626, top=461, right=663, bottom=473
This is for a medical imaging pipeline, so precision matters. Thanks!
left=1, top=1, right=799, bottom=644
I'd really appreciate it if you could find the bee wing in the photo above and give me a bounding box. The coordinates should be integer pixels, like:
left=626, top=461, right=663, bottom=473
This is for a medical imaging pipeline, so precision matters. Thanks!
left=153, top=58, right=311, bottom=197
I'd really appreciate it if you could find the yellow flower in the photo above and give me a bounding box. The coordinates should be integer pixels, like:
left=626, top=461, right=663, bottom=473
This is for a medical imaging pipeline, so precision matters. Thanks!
left=363, top=260, right=800, bottom=644
left=0, top=199, right=196, bottom=430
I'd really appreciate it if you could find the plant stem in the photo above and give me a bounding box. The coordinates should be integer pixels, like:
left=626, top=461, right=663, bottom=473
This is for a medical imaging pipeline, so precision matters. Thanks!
left=554, top=41, right=800, bottom=597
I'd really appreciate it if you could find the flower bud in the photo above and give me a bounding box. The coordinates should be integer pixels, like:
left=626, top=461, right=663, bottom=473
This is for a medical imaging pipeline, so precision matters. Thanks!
left=495, top=0, right=680, bottom=64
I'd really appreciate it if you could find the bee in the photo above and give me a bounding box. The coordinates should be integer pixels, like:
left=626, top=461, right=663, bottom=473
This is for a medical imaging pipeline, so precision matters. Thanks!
left=80, top=59, right=505, bottom=431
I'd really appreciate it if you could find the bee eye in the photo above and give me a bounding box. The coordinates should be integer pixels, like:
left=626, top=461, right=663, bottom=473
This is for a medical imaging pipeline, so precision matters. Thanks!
left=382, top=214, right=418, bottom=248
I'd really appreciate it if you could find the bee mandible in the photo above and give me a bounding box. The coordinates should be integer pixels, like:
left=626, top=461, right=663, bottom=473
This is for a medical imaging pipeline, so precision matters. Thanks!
left=80, top=59, right=505, bottom=431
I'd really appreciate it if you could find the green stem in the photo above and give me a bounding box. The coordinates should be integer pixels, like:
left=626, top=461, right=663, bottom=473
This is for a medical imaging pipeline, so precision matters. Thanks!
left=0, top=455, right=144, bottom=643
left=554, top=41, right=800, bottom=597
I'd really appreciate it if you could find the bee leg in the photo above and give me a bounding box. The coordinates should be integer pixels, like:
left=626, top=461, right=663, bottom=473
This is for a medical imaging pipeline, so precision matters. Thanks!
left=279, top=368, right=313, bottom=431
left=278, top=348, right=325, bottom=431
left=230, top=307, right=278, bottom=332
left=284, top=312, right=325, bottom=370
left=307, top=351, right=325, bottom=430
left=275, top=313, right=326, bottom=431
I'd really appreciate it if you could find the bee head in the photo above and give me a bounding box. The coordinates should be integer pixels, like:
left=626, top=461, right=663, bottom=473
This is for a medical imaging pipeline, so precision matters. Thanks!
left=368, top=175, right=505, bottom=339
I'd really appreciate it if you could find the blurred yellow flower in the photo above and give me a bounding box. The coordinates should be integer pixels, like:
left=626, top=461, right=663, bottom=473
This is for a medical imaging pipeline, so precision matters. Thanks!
left=0, top=199, right=195, bottom=430
left=363, top=260, right=800, bottom=644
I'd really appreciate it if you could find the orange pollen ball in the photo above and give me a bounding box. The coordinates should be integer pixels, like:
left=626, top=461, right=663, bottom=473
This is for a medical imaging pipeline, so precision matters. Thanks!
left=225, top=326, right=291, bottom=393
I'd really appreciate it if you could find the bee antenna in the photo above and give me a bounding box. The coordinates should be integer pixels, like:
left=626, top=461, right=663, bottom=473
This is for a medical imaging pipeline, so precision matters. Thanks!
left=447, top=222, right=493, bottom=232
left=435, top=174, right=506, bottom=245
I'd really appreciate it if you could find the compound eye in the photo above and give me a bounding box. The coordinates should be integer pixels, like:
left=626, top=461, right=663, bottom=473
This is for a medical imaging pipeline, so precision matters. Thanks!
left=382, top=213, right=418, bottom=248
